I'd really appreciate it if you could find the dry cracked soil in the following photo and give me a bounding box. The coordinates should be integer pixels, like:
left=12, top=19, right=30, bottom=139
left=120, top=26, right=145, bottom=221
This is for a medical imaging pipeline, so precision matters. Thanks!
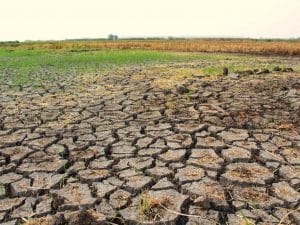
left=0, top=61, right=300, bottom=225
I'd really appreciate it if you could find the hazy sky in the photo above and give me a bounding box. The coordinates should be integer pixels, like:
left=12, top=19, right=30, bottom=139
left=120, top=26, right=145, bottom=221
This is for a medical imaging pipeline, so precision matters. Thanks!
left=1, top=0, right=300, bottom=41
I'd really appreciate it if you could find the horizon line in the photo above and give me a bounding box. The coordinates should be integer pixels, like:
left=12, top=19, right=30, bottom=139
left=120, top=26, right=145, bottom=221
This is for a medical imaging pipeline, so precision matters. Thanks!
left=1, top=35, right=300, bottom=43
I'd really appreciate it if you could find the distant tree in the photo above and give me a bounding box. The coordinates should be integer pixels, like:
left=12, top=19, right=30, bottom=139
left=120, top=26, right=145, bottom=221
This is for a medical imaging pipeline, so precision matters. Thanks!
left=0, top=40, right=20, bottom=46
left=108, top=34, right=118, bottom=40
left=108, top=34, right=114, bottom=40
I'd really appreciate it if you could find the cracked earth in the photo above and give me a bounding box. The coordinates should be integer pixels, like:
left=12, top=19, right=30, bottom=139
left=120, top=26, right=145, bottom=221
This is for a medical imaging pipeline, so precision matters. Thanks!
left=0, top=63, right=300, bottom=225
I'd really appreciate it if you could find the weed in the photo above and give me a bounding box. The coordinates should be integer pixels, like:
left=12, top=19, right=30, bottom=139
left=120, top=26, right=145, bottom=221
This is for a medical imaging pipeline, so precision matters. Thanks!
left=59, top=176, right=66, bottom=189
left=138, top=192, right=172, bottom=221
left=0, top=185, right=5, bottom=196
left=237, top=213, right=255, bottom=225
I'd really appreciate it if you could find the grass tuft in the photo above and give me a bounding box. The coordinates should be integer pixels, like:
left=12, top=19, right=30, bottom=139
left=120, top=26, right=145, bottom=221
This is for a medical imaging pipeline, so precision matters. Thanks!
left=138, top=192, right=172, bottom=221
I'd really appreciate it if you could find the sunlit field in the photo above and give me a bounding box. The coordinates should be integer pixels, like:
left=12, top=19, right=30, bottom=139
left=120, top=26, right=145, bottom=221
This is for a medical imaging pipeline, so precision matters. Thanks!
left=3, top=39, right=300, bottom=56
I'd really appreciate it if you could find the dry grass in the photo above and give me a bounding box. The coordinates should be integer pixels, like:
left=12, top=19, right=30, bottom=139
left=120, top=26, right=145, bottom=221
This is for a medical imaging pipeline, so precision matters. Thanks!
left=277, top=206, right=300, bottom=225
left=12, top=39, right=300, bottom=56
left=231, top=166, right=258, bottom=178
left=22, top=216, right=54, bottom=225
left=138, top=192, right=173, bottom=221
left=238, top=188, right=270, bottom=203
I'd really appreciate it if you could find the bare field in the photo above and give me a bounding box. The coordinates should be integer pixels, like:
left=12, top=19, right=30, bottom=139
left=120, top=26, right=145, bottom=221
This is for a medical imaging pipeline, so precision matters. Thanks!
left=0, top=47, right=300, bottom=225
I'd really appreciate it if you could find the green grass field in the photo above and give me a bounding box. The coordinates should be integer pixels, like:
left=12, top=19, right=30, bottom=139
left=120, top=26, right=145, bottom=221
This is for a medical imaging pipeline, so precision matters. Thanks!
left=0, top=47, right=296, bottom=87
left=0, top=48, right=202, bottom=86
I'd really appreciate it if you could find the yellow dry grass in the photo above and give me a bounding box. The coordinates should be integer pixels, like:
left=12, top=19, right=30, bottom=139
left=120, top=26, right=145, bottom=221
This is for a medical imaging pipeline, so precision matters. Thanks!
left=14, top=39, right=300, bottom=56
left=22, top=217, right=53, bottom=225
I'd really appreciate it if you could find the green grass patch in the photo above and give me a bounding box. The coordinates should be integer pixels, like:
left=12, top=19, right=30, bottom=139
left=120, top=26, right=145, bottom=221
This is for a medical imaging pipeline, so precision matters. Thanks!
left=0, top=47, right=297, bottom=86
left=0, top=48, right=209, bottom=86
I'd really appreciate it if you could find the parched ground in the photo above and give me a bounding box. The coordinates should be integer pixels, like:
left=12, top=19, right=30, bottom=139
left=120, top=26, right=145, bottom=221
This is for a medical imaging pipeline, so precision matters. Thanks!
left=0, top=59, right=300, bottom=225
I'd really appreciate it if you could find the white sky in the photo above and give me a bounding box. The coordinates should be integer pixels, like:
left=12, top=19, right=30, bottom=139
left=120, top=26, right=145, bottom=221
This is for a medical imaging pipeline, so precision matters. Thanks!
left=1, top=0, right=300, bottom=41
